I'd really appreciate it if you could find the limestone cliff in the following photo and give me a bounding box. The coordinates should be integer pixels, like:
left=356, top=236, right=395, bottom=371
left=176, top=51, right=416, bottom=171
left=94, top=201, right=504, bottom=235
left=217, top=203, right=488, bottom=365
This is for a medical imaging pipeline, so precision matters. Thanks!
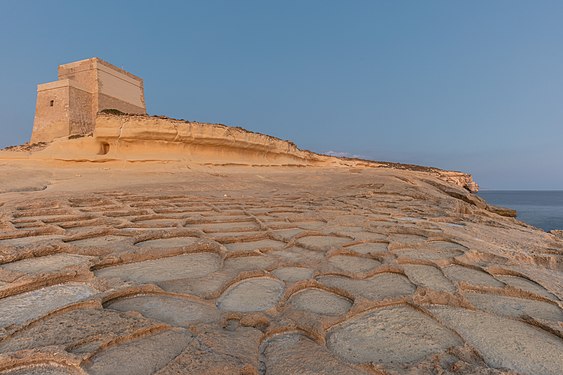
left=93, top=113, right=326, bottom=165
left=9, top=113, right=479, bottom=192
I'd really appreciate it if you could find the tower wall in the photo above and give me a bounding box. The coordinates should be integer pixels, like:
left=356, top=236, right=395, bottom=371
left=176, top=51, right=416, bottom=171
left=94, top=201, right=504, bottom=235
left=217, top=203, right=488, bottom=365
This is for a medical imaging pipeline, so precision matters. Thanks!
left=68, top=85, right=94, bottom=136
left=31, top=58, right=146, bottom=143
left=58, top=59, right=98, bottom=92
left=95, top=60, right=145, bottom=114
left=31, top=81, right=71, bottom=143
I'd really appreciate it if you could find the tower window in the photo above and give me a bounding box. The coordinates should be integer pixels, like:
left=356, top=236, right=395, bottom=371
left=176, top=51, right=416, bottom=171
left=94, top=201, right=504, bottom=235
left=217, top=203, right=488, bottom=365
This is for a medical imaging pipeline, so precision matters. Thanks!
left=49, top=100, right=54, bottom=107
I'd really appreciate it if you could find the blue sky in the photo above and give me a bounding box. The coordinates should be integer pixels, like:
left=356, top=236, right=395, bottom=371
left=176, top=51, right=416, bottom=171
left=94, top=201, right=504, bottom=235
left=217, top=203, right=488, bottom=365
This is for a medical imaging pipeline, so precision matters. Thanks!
left=1, top=1, right=562, bottom=189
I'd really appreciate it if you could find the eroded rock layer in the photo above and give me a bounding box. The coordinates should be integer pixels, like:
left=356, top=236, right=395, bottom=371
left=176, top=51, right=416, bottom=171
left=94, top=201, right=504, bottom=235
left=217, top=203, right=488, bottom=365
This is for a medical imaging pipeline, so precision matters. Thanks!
left=4, top=113, right=479, bottom=193
left=0, top=165, right=561, bottom=375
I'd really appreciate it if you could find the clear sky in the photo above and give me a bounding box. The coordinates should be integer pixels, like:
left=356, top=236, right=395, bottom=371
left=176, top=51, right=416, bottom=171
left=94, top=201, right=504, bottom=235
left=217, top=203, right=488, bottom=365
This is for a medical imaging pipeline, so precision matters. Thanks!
left=1, top=1, right=562, bottom=189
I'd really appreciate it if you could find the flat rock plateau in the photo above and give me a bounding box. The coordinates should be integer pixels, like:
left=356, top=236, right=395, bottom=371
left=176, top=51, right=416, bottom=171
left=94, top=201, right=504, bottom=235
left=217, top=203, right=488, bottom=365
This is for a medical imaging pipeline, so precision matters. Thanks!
left=0, top=118, right=561, bottom=375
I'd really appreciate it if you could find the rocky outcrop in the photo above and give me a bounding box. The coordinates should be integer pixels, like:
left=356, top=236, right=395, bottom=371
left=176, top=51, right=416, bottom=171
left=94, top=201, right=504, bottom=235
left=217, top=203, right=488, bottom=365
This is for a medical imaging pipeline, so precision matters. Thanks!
left=437, top=170, right=480, bottom=193
left=0, top=165, right=560, bottom=374
left=1, top=113, right=562, bottom=375
left=93, top=113, right=327, bottom=165
left=10, top=113, right=479, bottom=193
left=377, top=161, right=479, bottom=192
left=487, top=204, right=518, bottom=218
left=92, top=113, right=480, bottom=191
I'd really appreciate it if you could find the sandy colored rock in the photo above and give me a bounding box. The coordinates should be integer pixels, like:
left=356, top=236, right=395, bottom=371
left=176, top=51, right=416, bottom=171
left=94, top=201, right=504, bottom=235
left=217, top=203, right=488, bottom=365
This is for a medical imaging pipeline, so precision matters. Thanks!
left=217, top=277, right=284, bottom=312
left=287, top=288, right=353, bottom=316
left=0, top=284, right=98, bottom=328
left=106, top=294, right=220, bottom=326
left=262, top=333, right=364, bottom=375
left=84, top=330, right=193, bottom=375
left=430, top=306, right=563, bottom=375
left=317, top=272, right=416, bottom=300
left=404, top=264, right=456, bottom=293
left=0, top=308, right=156, bottom=354
left=327, top=305, right=463, bottom=365
left=0, top=131, right=560, bottom=373
left=94, top=252, right=221, bottom=283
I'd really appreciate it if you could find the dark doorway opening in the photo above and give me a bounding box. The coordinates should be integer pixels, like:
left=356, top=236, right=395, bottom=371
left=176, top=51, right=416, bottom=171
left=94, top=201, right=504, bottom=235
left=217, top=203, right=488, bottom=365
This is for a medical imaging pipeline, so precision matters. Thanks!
left=98, top=142, right=110, bottom=155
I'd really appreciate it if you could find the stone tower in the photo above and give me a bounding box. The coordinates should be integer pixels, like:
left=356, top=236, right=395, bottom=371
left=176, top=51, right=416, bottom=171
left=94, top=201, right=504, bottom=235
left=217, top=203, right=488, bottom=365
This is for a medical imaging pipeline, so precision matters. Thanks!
left=31, top=58, right=146, bottom=143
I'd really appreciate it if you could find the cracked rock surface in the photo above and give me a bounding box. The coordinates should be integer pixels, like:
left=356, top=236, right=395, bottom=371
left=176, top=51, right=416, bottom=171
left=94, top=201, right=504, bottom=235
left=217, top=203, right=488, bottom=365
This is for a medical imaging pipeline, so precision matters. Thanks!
left=0, top=163, right=561, bottom=375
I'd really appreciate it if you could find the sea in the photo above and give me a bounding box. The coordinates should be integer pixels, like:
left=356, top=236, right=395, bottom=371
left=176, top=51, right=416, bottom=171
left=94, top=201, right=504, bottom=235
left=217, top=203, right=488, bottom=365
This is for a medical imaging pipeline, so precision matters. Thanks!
left=478, top=191, right=563, bottom=232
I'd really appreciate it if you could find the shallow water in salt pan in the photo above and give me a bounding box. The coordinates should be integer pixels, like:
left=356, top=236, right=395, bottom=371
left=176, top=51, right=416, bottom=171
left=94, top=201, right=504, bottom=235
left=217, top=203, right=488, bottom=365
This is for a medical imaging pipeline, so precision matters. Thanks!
left=328, top=255, right=380, bottom=273
left=68, top=235, right=129, bottom=247
left=135, top=236, right=198, bottom=248
left=1, top=254, right=93, bottom=274
left=272, top=267, right=313, bottom=283
left=442, top=265, right=504, bottom=288
left=0, top=284, right=97, bottom=328
left=85, top=330, right=193, bottom=375
left=495, top=275, right=556, bottom=299
left=287, top=288, right=352, bottom=316
left=263, top=333, right=360, bottom=375
left=106, top=294, right=219, bottom=326
left=0, top=235, right=61, bottom=246
left=465, top=292, right=563, bottom=321
left=224, top=239, right=285, bottom=252
left=296, top=236, right=351, bottom=251
left=271, top=228, right=303, bottom=241
left=389, top=233, right=426, bottom=244
left=95, top=253, right=220, bottom=283
left=223, top=255, right=275, bottom=272
left=327, top=305, right=461, bottom=364
left=430, top=306, right=563, bottom=375
left=217, top=277, right=284, bottom=312
left=318, top=273, right=415, bottom=301
left=345, top=242, right=388, bottom=255
left=196, top=222, right=259, bottom=232
left=402, top=264, right=456, bottom=292
left=0, top=366, right=79, bottom=375
left=394, top=246, right=463, bottom=260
